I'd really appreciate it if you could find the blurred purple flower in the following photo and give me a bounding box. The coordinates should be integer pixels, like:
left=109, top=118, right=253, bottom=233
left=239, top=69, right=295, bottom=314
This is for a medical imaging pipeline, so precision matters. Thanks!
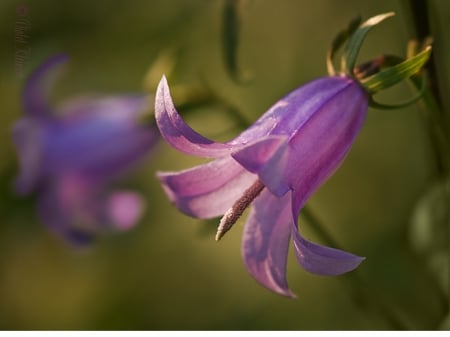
left=12, top=54, right=159, bottom=245
left=155, top=75, right=367, bottom=297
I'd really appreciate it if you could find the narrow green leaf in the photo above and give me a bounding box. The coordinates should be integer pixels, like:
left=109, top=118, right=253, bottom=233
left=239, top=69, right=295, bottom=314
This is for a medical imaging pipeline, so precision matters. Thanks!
left=222, top=0, right=251, bottom=83
left=342, top=12, right=395, bottom=76
left=367, top=72, right=426, bottom=110
left=326, top=15, right=361, bottom=75
left=361, top=46, right=431, bottom=93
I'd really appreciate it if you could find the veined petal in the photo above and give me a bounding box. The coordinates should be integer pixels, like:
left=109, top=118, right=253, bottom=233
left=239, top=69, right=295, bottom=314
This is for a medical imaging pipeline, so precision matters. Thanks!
left=288, top=79, right=368, bottom=218
left=234, top=77, right=367, bottom=202
left=157, top=156, right=256, bottom=219
left=23, top=53, right=68, bottom=118
left=242, top=190, right=295, bottom=298
left=155, top=76, right=235, bottom=158
left=231, top=135, right=288, bottom=173
left=232, top=135, right=291, bottom=196
left=235, top=77, right=357, bottom=142
left=292, top=222, right=365, bottom=275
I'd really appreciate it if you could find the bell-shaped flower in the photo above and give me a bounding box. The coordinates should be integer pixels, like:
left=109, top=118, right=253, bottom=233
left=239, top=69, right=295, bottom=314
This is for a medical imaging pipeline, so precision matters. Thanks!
left=155, top=75, right=366, bottom=297
left=154, top=11, right=432, bottom=297
left=12, top=54, right=159, bottom=245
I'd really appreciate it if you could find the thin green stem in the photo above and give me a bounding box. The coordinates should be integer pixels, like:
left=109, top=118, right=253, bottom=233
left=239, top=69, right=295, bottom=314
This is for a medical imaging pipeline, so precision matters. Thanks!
left=411, top=76, right=450, bottom=177
left=401, top=0, right=450, bottom=178
left=302, top=206, right=411, bottom=330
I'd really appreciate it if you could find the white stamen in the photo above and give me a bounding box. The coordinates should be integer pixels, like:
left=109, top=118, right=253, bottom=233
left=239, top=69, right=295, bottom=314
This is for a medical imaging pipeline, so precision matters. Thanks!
left=215, top=179, right=265, bottom=241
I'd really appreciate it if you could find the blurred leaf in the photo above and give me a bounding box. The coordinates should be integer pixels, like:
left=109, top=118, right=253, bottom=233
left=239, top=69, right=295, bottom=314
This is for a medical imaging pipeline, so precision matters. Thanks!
left=409, top=178, right=449, bottom=255
left=143, top=49, right=178, bottom=92
left=343, top=12, right=395, bottom=76
left=222, top=0, right=252, bottom=83
left=409, top=178, right=449, bottom=296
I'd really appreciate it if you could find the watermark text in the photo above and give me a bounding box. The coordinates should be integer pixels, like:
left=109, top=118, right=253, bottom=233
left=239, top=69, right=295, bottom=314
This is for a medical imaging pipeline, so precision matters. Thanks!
left=14, top=4, right=31, bottom=78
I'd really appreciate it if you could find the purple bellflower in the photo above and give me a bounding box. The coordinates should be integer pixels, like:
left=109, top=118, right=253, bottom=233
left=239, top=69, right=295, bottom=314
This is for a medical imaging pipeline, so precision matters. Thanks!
left=12, top=54, right=159, bottom=245
left=153, top=12, right=431, bottom=297
left=155, top=75, right=366, bottom=297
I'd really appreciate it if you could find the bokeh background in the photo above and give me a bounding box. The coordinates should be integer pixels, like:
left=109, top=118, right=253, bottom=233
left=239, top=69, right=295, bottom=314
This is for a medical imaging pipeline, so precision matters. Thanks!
left=0, top=0, right=448, bottom=330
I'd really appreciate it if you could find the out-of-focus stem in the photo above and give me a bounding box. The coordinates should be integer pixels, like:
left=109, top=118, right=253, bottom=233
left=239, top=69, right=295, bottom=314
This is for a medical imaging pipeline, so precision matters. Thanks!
left=302, top=206, right=412, bottom=330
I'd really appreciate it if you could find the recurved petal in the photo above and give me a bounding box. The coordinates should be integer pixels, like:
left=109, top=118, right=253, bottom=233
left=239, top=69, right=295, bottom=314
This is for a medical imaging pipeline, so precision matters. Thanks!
left=155, top=76, right=235, bottom=158
left=157, top=156, right=256, bottom=219
left=242, top=190, right=295, bottom=298
left=292, top=222, right=365, bottom=275
left=23, top=53, right=68, bottom=118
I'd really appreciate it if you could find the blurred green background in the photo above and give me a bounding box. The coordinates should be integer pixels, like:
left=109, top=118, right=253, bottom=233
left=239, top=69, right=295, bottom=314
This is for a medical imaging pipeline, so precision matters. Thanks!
left=0, top=0, right=448, bottom=330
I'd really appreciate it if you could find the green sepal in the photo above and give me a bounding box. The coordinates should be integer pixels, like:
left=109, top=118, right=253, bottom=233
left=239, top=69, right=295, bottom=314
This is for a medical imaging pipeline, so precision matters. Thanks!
left=342, top=12, right=395, bottom=76
left=361, top=46, right=432, bottom=94
left=369, top=73, right=427, bottom=110
left=326, top=15, right=361, bottom=76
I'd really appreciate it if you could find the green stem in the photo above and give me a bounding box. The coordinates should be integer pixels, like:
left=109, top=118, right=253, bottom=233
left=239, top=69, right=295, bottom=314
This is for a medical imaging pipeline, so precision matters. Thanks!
left=302, top=206, right=411, bottom=330
left=411, top=76, right=450, bottom=177
left=401, top=0, right=450, bottom=178
left=400, top=3, right=449, bottom=328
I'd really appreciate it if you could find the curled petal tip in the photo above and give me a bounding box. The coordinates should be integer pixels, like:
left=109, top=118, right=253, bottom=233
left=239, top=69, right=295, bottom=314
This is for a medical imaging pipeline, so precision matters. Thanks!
left=24, top=53, right=70, bottom=117
left=293, top=224, right=365, bottom=276
left=154, top=76, right=235, bottom=158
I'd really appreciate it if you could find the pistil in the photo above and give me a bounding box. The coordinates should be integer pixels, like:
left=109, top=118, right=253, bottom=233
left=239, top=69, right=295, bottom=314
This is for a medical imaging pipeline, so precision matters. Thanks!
left=215, top=179, right=265, bottom=241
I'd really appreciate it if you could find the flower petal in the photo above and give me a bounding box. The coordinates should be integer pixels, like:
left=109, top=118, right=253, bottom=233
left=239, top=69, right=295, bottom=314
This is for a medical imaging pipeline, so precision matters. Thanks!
left=231, top=135, right=287, bottom=172
left=157, top=156, right=256, bottom=219
left=242, top=190, right=295, bottom=297
left=232, top=135, right=291, bottom=196
left=58, top=94, right=151, bottom=119
left=23, top=53, right=68, bottom=118
left=37, top=178, right=95, bottom=246
left=292, top=222, right=365, bottom=275
left=106, top=191, right=145, bottom=231
left=235, top=77, right=367, bottom=201
left=287, top=80, right=367, bottom=217
left=44, top=96, right=159, bottom=180
left=155, top=76, right=235, bottom=158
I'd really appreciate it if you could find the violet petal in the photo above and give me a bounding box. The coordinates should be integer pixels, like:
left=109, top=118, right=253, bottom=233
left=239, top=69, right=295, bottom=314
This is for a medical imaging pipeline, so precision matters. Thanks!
left=158, top=156, right=256, bottom=218
left=37, top=178, right=95, bottom=246
left=231, top=135, right=288, bottom=173
left=106, top=191, right=145, bottom=230
left=232, top=135, right=291, bottom=197
left=242, top=190, right=295, bottom=297
left=43, top=96, right=159, bottom=180
left=155, top=76, right=235, bottom=158
left=23, top=53, right=68, bottom=118
left=287, top=79, right=368, bottom=217
left=292, top=222, right=365, bottom=275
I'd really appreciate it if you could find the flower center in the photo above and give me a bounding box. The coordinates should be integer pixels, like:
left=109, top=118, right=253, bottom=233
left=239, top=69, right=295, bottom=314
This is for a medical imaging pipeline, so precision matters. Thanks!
left=215, top=179, right=265, bottom=241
